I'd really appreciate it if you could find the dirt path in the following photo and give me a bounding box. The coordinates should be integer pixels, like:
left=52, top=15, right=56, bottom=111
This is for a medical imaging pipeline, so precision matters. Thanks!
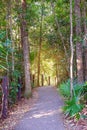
left=14, top=86, right=65, bottom=130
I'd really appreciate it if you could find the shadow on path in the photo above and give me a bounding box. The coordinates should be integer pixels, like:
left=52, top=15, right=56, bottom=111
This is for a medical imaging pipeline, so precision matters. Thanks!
left=14, top=86, right=65, bottom=130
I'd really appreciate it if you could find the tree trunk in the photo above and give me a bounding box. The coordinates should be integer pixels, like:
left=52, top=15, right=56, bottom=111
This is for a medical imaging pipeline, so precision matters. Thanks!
left=6, top=0, right=15, bottom=73
left=75, top=0, right=84, bottom=83
left=48, top=76, right=50, bottom=86
left=70, top=0, right=74, bottom=98
left=83, top=1, right=87, bottom=81
left=32, top=74, right=35, bottom=87
left=56, top=62, right=59, bottom=85
left=37, top=43, right=41, bottom=87
left=6, top=0, right=11, bottom=86
left=1, top=76, right=8, bottom=119
left=41, top=74, right=44, bottom=86
left=17, top=77, right=22, bottom=101
left=9, top=0, right=15, bottom=72
left=20, top=0, right=31, bottom=97
left=37, top=2, right=43, bottom=87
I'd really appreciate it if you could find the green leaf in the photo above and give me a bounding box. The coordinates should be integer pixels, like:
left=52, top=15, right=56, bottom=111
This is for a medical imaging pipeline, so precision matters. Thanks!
left=0, top=64, right=8, bottom=70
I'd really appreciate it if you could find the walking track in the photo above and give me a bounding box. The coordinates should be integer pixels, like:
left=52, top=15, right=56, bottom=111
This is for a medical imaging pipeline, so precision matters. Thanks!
left=14, top=86, right=65, bottom=130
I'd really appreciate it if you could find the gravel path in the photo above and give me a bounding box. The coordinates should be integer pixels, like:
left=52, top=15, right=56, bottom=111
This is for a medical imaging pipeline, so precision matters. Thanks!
left=14, top=86, right=65, bottom=130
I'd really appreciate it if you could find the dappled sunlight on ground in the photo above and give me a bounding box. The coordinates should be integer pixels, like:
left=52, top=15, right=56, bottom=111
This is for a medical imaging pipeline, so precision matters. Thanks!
left=15, top=87, right=65, bottom=130
left=0, top=90, right=38, bottom=130
left=30, top=108, right=62, bottom=119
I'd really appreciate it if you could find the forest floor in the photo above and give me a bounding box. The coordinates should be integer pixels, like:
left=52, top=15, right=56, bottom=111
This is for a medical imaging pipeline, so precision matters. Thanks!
left=64, top=106, right=87, bottom=130
left=0, top=89, right=38, bottom=130
left=0, top=86, right=87, bottom=130
left=14, top=86, right=65, bottom=130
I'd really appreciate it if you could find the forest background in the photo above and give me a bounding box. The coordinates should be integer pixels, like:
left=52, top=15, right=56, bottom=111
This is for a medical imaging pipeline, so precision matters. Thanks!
left=0, top=0, right=87, bottom=121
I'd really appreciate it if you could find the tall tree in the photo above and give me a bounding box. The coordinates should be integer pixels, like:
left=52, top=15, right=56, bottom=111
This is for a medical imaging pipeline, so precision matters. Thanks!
left=6, top=0, right=15, bottom=76
left=75, top=0, right=84, bottom=83
left=37, top=1, right=43, bottom=87
left=83, top=0, right=87, bottom=81
left=20, top=0, right=31, bottom=97
left=1, top=76, right=8, bottom=118
left=70, top=0, right=74, bottom=97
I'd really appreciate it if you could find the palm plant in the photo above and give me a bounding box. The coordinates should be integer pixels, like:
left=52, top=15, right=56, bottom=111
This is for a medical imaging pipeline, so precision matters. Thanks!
left=59, top=79, right=70, bottom=98
left=59, top=79, right=87, bottom=117
left=63, top=93, right=84, bottom=117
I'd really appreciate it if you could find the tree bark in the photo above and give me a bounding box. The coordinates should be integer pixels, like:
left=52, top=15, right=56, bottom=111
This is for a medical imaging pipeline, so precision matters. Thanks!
left=56, top=62, right=59, bottom=85
left=6, top=0, right=15, bottom=73
left=5, top=0, right=11, bottom=86
left=1, top=76, right=8, bottom=119
left=20, top=0, right=31, bottom=97
left=48, top=76, right=50, bottom=86
left=70, top=0, right=74, bottom=97
left=75, top=0, right=84, bottom=83
left=9, top=0, right=15, bottom=72
left=83, top=0, right=87, bottom=81
left=32, top=74, right=35, bottom=87
left=17, top=77, right=22, bottom=101
left=37, top=43, right=41, bottom=87
left=37, top=2, right=43, bottom=87
left=41, top=74, right=44, bottom=86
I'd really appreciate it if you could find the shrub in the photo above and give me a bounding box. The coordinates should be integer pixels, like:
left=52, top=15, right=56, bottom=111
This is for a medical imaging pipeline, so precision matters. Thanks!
left=59, top=79, right=70, bottom=98
left=59, top=79, right=87, bottom=118
left=63, top=94, right=84, bottom=117
left=9, top=70, right=21, bottom=104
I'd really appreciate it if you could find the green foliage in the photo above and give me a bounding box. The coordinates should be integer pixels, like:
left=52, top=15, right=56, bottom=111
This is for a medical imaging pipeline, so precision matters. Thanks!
left=9, top=81, right=18, bottom=104
left=0, top=31, right=12, bottom=72
left=63, top=95, right=84, bottom=117
left=0, top=31, right=6, bottom=39
left=9, top=70, right=21, bottom=104
left=59, top=79, right=87, bottom=99
left=73, top=82, right=87, bottom=103
left=59, top=79, right=70, bottom=98
left=59, top=79, right=87, bottom=117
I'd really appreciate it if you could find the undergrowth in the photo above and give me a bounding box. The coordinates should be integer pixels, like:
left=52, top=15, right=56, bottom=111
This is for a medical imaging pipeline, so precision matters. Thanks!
left=58, top=79, right=87, bottom=120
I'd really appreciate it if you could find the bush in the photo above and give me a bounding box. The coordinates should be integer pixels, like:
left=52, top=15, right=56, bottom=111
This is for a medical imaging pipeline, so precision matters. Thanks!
left=9, top=81, right=18, bottom=103
left=63, top=93, right=84, bottom=117
left=9, top=70, right=21, bottom=104
left=59, top=79, right=70, bottom=98
left=59, top=79, right=87, bottom=117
